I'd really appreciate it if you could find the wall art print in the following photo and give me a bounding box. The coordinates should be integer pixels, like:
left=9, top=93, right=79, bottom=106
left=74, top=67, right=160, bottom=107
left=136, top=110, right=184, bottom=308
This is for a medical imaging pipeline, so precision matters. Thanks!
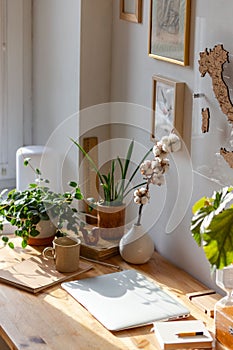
left=149, top=0, right=191, bottom=66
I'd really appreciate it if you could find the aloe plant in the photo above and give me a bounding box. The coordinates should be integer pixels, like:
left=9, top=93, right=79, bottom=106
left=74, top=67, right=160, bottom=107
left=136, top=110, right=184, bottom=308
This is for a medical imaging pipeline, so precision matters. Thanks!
left=71, top=138, right=152, bottom=206
left=190, top=187, right=233, bottom=269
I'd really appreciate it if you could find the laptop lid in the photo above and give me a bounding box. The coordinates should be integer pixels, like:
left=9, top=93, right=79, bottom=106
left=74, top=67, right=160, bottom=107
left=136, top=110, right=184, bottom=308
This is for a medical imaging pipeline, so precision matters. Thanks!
left=61, top=269, right=190, bottom=331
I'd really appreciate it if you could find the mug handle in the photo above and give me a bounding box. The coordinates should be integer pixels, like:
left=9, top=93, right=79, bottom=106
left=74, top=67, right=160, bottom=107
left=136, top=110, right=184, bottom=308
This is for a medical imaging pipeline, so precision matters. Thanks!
left=42, top=247, right=55, bottom=259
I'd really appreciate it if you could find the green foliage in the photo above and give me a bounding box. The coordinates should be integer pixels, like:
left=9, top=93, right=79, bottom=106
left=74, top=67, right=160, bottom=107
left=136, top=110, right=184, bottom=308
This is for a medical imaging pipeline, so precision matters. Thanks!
left=190, top=187, right=233, bottom=269
left=71, top=138, right=152, bottom=206
left=0, top=160, right=83, bottom=248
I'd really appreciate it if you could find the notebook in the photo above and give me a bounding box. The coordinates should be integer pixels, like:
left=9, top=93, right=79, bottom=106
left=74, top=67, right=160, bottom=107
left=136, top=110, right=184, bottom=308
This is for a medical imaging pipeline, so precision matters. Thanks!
left=152, top=320, right=213, bottom=349
left=0, top=255, right=92, bottom=294
left=61, top=269, right=190, bottom=331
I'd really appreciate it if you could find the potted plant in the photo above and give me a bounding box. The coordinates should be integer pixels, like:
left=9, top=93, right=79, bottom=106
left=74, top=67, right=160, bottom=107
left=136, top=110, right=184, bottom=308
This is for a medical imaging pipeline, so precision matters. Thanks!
left=71, top=138, right=152, bottom=240
left=0, top=158, right=83, bottom=248
left=190, top=186, right=233, bottom=270
left=190, top=187, right=233, bottom=348
left=119, top=133, right=181, bottom=264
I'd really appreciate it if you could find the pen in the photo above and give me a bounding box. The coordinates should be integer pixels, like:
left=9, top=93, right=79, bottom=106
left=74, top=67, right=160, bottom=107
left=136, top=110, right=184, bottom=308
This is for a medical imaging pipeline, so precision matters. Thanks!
left=176, top=331, right=204, bottom=337
left=80, top=256, right=122, bottom=270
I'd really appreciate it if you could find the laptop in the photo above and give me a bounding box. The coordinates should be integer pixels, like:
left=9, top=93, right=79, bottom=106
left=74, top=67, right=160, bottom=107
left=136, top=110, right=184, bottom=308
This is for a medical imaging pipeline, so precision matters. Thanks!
left=61, top=269, right=190, bottom=331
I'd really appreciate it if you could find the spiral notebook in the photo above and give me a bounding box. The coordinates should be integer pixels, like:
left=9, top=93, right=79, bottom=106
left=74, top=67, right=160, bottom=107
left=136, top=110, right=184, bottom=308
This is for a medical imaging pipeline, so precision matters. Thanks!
left=62, top=269, right=190, bottom=331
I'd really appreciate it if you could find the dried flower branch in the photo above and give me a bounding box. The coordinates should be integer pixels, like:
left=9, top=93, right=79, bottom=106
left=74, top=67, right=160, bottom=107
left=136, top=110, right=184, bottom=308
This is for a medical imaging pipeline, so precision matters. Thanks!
left=134, top=133, right=181, bottom=226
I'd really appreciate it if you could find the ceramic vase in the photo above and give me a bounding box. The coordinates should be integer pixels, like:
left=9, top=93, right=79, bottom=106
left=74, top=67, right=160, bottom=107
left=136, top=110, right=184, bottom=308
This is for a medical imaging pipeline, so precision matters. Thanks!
left=119, top=224, right=154, bottom=264
left=27, top=220, right=56, bottom=246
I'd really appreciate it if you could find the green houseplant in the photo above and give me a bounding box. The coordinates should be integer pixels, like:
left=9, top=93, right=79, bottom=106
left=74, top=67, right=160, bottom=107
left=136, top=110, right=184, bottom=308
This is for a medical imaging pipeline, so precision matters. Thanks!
left=191, top=187, right=233, bottom=349
left=72, top=138, right=151, bottom=206
left=190, top=186, right=233, bottom=269
left=0, top=158, right=83, bottom=248
left=71, top=138, right=152, bottom=240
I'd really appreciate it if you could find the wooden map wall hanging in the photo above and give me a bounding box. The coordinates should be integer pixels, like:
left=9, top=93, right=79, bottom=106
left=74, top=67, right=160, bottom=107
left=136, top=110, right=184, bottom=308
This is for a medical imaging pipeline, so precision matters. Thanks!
left=198, top=44, right=233, bottom=168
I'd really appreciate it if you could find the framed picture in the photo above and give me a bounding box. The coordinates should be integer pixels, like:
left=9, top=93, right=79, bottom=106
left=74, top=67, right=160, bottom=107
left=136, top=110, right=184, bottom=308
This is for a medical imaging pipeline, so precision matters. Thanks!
left=149, top=0, right=191, bottom=66
left=120, top=0, right=142, bottom=23
left=151, top=75, right=184, bottom=140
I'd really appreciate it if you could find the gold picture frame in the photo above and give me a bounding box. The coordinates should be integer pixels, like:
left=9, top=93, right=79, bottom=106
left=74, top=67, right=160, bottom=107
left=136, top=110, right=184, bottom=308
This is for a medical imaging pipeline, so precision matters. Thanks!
left=120, top=0, right=142, bottom=23
left=151, top=75, right=184, bottom=141
left=149, top=0, right=191, bottom=66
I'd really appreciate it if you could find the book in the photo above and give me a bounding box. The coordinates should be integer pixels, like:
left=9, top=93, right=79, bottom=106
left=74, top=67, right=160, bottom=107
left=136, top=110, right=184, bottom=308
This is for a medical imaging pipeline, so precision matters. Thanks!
left=80, top=236, right=119, bottom=261
left=0, top=255, right=92, bottom=294
left=153, top=320, right=213, bottom=350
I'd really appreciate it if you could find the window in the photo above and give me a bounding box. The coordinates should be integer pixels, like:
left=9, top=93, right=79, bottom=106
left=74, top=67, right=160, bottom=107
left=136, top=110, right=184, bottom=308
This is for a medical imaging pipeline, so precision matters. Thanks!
left=0, top=0, right=32, bottom=189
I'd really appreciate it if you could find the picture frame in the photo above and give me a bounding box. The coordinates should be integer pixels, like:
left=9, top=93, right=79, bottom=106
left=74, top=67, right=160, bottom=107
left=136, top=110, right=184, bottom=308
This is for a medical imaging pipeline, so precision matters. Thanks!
left=148, top=0, right=191, bottom=66
left=120, top=0, right=142, bottom=23
left=151, top=75, right=184, bottom=141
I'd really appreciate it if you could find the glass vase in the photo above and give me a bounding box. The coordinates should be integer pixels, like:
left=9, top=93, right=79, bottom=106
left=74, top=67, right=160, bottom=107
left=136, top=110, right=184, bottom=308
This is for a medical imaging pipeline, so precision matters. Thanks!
left=215, top=265, right=233, bottom=349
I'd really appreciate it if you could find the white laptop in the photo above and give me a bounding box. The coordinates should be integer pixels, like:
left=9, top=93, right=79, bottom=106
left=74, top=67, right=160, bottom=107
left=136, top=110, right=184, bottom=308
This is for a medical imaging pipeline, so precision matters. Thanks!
left=61, top=269, right=190, bottom=331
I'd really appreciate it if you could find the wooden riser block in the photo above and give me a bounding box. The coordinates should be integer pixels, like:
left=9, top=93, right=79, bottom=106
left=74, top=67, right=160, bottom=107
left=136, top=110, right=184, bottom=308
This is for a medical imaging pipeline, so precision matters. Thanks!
left=187, top=290, right=221, bottom=318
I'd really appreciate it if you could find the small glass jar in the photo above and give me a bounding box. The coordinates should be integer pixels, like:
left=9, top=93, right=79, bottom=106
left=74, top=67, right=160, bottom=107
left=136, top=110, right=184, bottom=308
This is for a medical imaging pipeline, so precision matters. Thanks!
left=215, top=265, right=233, bottom=349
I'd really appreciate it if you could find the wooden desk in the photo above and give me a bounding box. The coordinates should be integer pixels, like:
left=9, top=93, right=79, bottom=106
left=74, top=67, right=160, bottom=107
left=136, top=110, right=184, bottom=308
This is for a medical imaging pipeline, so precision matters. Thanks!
left=0, top=240, right=222, bottom=350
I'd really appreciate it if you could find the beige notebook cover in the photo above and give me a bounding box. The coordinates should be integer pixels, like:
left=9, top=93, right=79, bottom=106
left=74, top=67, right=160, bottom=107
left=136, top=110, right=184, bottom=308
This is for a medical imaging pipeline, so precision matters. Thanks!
left=0, top=255, right=92, bottom=293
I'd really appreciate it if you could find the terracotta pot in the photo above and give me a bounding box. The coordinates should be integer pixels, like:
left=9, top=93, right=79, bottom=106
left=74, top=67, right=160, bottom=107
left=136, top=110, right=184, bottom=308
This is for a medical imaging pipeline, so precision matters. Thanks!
left=27, top=220, right=57, bottom=246
left=97, top=203, right=126, bottom=240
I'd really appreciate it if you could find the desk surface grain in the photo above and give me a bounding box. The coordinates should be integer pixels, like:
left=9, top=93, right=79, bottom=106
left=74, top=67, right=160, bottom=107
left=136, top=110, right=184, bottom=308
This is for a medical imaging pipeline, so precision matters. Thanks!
left=0, top=239, right=219, bottom=350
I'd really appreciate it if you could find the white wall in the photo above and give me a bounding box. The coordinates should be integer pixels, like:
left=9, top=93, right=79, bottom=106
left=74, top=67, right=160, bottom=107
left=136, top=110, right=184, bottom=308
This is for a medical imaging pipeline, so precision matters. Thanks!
left=32, top=0, right=113, bottom=190
left=32, top=0, right=81, bottom=188
left=31, top=0, right=233, bottom=288
left=110, top=0, right=233, bottom=288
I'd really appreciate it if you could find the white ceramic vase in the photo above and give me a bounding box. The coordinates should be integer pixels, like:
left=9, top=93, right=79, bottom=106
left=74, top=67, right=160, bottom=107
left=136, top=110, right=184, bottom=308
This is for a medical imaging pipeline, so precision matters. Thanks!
left=119, top=224, right=154, bottom=264
left=27, top=220, right=56, bottom=246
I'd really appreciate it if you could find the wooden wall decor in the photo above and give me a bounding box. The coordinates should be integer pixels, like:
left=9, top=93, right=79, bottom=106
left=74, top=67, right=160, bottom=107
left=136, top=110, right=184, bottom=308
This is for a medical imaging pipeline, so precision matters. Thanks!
left=220, top=148, right=233, bottom=168
left=199, top=44, right=233, bottom=125
left=201, top=108, right=210, bottom=133
left=199, top=44, right=233, bottom=167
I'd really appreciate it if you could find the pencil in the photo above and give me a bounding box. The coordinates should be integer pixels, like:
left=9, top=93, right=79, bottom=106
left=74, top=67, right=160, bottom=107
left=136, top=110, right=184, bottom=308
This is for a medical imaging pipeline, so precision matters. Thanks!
left=176, top=331, right=204, bottom=337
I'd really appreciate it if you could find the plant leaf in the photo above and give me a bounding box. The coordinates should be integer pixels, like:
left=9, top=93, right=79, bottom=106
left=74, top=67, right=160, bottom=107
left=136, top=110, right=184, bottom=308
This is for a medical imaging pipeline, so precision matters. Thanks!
left=70, top=138, right=105, bottom=184
left=74, top=187, right=83, bottom=200
left=69, top=181, right=77, bottom=188
left=123, top=146, right=153, bottom=195
left=122, top=140, right=134, bottom=179
left=202, top=208, right=233, bottom=269
left=23, top=158, right=31, bottom=166
left=8, top=242, right=14, bottom=249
